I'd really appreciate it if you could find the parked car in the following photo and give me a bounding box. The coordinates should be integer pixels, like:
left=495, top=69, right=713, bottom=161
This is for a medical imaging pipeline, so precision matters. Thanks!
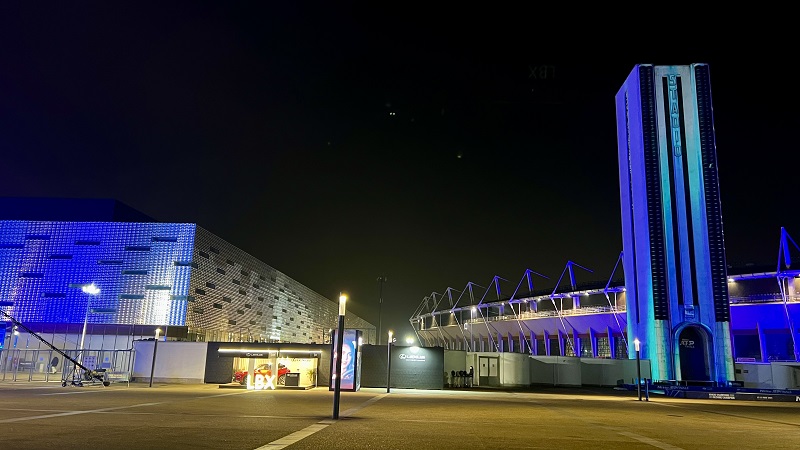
left=233, top=363, right=289, bottom=385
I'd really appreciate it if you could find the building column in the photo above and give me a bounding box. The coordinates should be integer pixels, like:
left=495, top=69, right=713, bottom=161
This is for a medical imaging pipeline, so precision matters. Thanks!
left=544, top=330, right=551, bottom=356
left=590, top=328, right=597, bottom=358
left=558, top=330, right=565, bottom=357
left=608, top=326, right=616, bottom=359
left=572, top=329, right=580, bottom=357
left=757, top=322, right=768, bottom=363
left=530, top=332, right=537, bottom=355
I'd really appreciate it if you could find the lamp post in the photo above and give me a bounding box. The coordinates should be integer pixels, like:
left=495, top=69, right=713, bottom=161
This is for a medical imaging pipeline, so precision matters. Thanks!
left=149, top=327, right=162, bottom=388
left=377, top=277, right=387, bottom=345
left=386, top=330, right=393, bottom=393
left=78, top=283, right=101, bottom=366
left=634, top=338, right=642, bottom=401
left=332, top=293, right=346, bottom=419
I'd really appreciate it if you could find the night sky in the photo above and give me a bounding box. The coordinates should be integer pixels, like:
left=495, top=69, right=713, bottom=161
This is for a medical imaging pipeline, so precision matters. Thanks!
left=2, top=4, right=798, bottom=341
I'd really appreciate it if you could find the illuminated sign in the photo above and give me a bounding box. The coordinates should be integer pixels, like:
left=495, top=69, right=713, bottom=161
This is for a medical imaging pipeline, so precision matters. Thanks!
left=398, top=353, right=426, bottom=362
left=330, top=329, right=361, bottom=391
left=680, top=339, right=695, bottom=348
left=250, top=373, right=275, bottom=390
left=708, top=393, right=735, bottom=400
left=218, top=348, right=321, bottom=358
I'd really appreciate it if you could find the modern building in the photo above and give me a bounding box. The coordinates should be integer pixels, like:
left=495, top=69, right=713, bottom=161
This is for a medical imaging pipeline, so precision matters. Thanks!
left=0, top=197, right=375, bottom=378
left=616, top=63, right=734, bottom=384
left=410, top=64, right=799, bottom=389
left=410, top=264, right=799, bottom=358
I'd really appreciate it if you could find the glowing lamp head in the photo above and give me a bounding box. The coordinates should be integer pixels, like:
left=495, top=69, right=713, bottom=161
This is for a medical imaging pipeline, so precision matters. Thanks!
left=406, top=337, right=414, bottom=345
left=634, top=338, right=640, bottom=352
left=338, top=293, right=347, bottom=316
left=155, top=328, right=162, bottom=337
left=81, top=283, right=100, bottom=295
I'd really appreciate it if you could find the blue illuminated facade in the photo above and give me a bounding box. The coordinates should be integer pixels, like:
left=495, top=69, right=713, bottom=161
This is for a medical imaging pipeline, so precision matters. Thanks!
left=615, top=64, right=734, bottom=383
left=0, top=221, right=196, bottom=327
left=0, top=199, right=376, bottom=344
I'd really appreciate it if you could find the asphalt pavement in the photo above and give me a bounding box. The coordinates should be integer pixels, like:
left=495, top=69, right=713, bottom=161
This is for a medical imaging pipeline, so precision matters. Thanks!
left=0, top=382, right=798, bottom=449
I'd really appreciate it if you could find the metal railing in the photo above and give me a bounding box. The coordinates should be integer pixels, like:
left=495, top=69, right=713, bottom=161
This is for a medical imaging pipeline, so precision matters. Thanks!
left=0, top=348, right=133, bottom=383
left=459, top=305, right=625, bottom=324
left=729, top=294, right=800, bottom=304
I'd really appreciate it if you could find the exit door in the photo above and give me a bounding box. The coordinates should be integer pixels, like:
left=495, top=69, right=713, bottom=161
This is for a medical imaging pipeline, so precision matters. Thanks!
left=478, top=356, right=499, bottom=386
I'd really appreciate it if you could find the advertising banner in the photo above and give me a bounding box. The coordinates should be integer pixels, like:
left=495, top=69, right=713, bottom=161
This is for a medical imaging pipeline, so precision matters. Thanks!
left=330, top=329, right=361, bottom=391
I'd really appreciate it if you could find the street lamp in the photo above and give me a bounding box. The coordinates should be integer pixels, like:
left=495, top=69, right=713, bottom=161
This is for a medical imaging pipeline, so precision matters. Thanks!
left=377, top=276, right=387, bottom=345
left=405, top=336, right=414, bottom=345
left=78, top=283, right=101, bottom=366
left=149, top=327, right=162, bottom=387
left=332, top=292, right=347, bottom=419
left=634, top=337, right=642, bottom=401
left=387, top=330, right=393, bottom=393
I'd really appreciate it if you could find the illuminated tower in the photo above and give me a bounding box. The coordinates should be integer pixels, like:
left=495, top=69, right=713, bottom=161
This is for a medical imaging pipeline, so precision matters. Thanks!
left=615, top=64, right=734, bottom=384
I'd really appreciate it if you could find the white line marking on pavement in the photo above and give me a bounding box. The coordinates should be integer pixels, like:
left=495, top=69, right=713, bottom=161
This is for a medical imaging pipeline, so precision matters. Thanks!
left=0, top=402, right=162, bottom=423
left=340, top=393, right=387, bottom=416
left=254, top=423, right=330, bottom=449
left=253, top=394, right=389, bottom=450
left=195, top=391, right=252, bottom=399
left=617, top=431, right=686, bottom=450
left=41, top=389, right=112, bottom=395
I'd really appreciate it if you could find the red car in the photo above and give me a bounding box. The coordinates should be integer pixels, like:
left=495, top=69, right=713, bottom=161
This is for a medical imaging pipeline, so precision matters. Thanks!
left=234, top=363, right=289, bottom=385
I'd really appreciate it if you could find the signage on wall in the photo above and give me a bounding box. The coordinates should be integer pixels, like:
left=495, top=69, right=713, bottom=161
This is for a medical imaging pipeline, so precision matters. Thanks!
left=680, top=339, right=695, bottom=349
left=218, top=349, right=272, bottom=358
left=398, top=353, right=426, bottom=362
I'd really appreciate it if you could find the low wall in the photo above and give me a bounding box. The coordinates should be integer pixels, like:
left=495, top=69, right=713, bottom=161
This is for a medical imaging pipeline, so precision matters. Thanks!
left=529, top=356, right=582, bottom=386
left=132, top=340, right=208, bottom=384
left=447, top=350, right=651, bottom=388
left=500, top=353, right=530, bottom=386
left=581, top=358, right=648, bottom=387
left=736, top=362, right=800, bottom=389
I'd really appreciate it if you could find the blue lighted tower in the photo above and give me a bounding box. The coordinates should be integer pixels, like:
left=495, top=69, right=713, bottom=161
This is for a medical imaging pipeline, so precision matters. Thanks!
left=615, top=64, right=734, bottom=384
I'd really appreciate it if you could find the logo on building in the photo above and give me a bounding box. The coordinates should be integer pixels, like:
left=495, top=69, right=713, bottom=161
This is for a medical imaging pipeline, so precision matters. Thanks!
left=680, top=339, right=695, bottom=348
left=398, top=353, right=426, bottom=362
left=667, top=74, right=683, bottom=157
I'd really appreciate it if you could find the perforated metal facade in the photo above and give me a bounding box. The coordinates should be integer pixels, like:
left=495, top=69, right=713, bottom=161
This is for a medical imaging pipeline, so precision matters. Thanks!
left=0, top=220, right=374, bottom=343
left=0, top=221, right=195, bottom=326
left=188, top=226, right=374, bottom=343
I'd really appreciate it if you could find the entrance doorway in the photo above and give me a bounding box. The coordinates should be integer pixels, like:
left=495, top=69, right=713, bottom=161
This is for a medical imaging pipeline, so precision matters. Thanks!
left=678, top=326, right=710, bottom=382
left=478, top=356, right=499, bottom=386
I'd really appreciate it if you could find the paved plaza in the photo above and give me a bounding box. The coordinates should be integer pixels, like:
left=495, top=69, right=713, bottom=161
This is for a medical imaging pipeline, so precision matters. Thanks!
left=0, top=382, right=798, bottom=449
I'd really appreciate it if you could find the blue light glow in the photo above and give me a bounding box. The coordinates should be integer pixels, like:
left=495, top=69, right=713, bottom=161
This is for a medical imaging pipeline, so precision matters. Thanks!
left=0, top=221, right=196, bottom=326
